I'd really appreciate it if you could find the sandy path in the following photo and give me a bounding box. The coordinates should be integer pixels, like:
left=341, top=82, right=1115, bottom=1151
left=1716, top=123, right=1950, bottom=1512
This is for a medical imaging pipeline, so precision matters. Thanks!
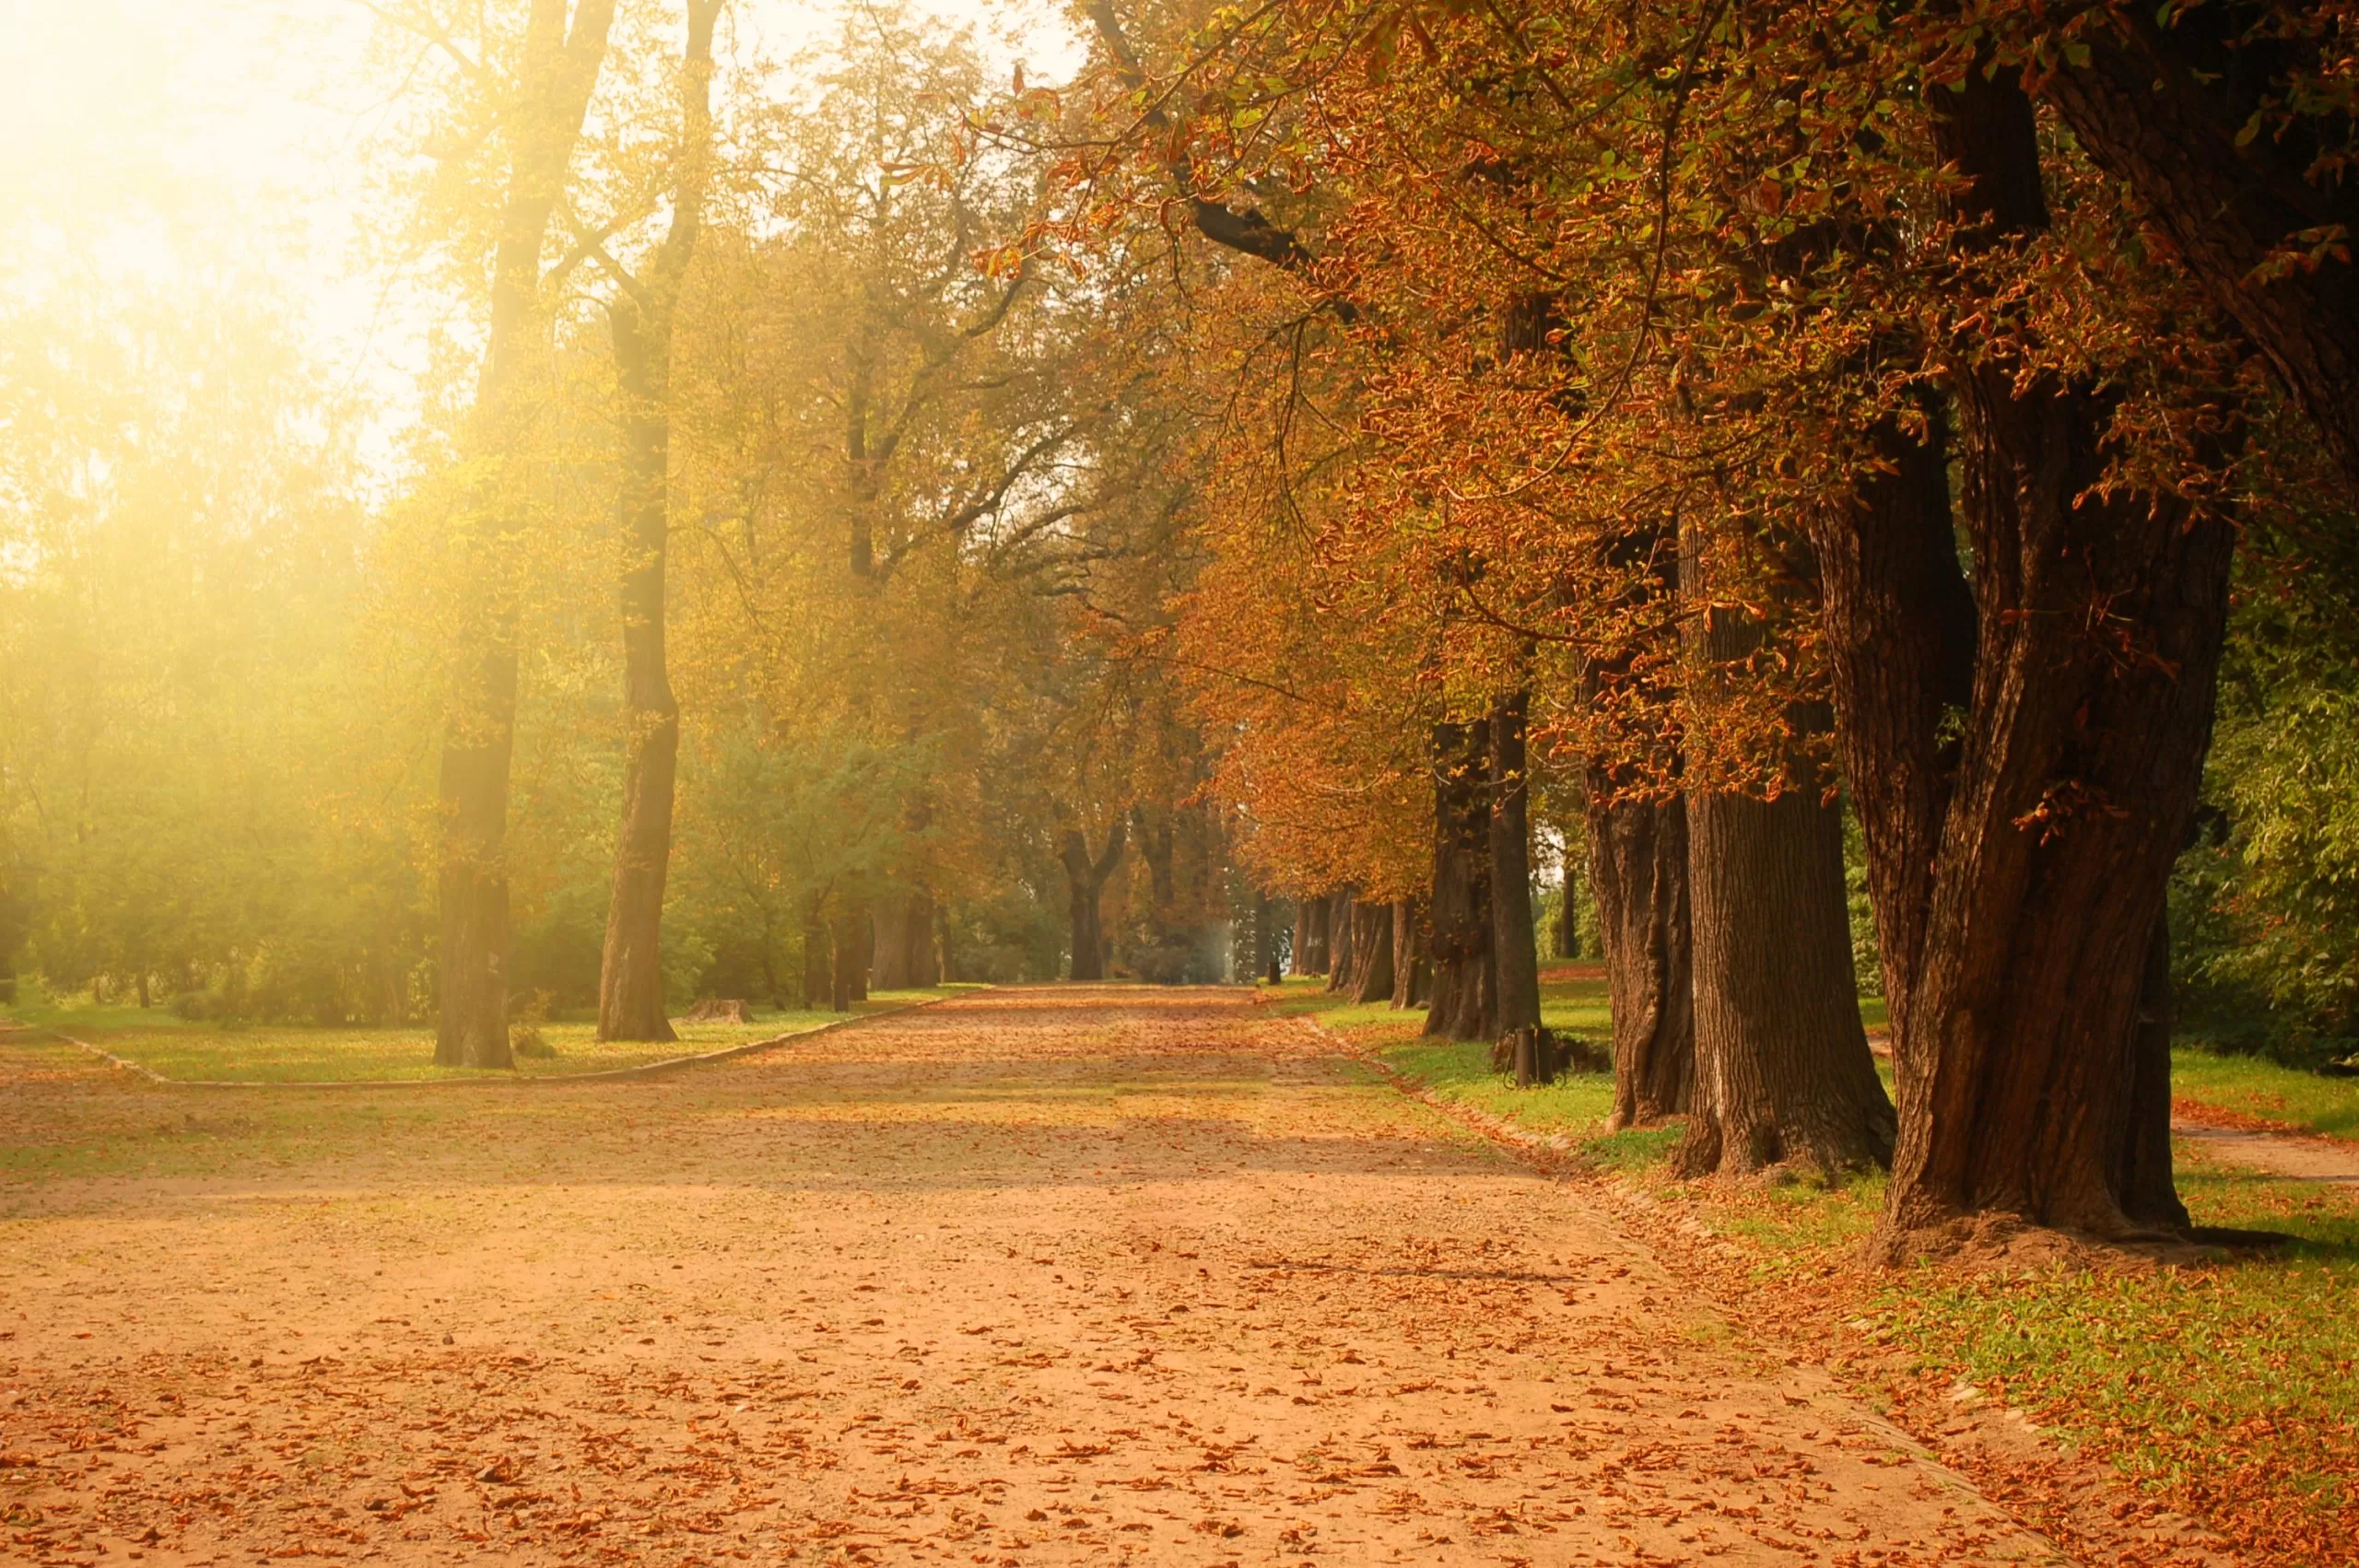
left=2172, top=1120, right=2359, bottom=1185
left=0, top=987, right=2067, bottom=1566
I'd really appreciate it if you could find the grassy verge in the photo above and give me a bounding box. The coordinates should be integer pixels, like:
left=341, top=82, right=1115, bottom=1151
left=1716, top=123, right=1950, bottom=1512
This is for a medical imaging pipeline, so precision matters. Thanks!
left=2170, top=1047, right=2359, bottom=1141
left=0, top=989, right=962, bottom=1082
left=1278, top=977, right=2359, bottom=1567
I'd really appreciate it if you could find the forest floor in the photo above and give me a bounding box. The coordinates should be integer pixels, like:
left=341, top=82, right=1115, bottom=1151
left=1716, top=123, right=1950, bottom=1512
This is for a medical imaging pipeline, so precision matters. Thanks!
left=0, top=984, right=2208, bottom=1568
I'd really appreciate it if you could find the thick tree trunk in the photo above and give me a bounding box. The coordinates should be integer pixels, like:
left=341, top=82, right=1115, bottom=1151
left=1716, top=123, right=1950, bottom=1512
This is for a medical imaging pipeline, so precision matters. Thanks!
left=2039, top=17, right=2359, bottom=508
left=1589, top=792, right=1695, bottom=1128
left=1348, top=899, right=1394, bottom=1004
left=1425, top=720, right=1496, bottom=1041
left=1679, top=787, right=1893, bottom=1177
left=1391, top=899, right=1428, bottom=1009
left=1062, top=823, right=1126, bottom=982
left=1677, top=510, right=1892, bottom=1177
left=1848, top=71, right=2231, bottom=1243
left=2116, top=914, right=2189, bottom=1232
left=1289, top=900, right=1310, bottom=977
left=1325, top=890, right=1356, bottom=992
left=1488, top=690, right=1543, bottom=1036
left=434, top=0, right=616, bottom=1071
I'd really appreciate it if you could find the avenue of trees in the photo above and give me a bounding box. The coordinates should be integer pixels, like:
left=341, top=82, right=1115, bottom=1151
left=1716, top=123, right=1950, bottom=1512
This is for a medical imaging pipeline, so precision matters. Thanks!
left=6, top=0, right=2359, bottom=1252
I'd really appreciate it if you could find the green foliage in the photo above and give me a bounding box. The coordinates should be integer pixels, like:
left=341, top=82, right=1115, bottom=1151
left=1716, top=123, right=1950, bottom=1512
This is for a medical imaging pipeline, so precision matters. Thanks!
left=2175, top=509, right=2359, bottom=1068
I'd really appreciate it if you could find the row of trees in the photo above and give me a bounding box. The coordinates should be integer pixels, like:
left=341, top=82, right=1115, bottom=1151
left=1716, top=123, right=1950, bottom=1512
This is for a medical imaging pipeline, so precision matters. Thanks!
left=1055, top=0, right=2359, bottom=1249
left=12, top=0, right=2359, bottom=1256
left=0, top=2, right=1238, bottom=1042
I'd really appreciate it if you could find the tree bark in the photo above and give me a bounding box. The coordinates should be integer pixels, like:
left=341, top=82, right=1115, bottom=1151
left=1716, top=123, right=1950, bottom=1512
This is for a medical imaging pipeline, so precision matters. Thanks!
left=1551, top=851, right=1579, bottom=960
left=1425, top=719, right=1496, bottom=1041
left=1590, top=792, right=1695, bottom=1128
left=1062, top=822, right=1126, bottom=981
left=1254, top=891, right=1276, bottom=984
left=1488, top=690, right=1543, bottom=1037
left=1349, top=899, right=1395, bottom=1004
left=1676, top=513, right=1892, bottom=1177
left=435, top=0, right=616, bottom=1071
left=1679, top=785, right=1893, bottom=1177
left=1853, top=69, right=2232, bottom=1242
left=1289, top=900, right=1310, bottom=977
left=1391, top=898, right=1429, bottom=1009
left=1325, top=889, right=1356, bottom=992
left=2115, top=913, right=2189, bottom=1232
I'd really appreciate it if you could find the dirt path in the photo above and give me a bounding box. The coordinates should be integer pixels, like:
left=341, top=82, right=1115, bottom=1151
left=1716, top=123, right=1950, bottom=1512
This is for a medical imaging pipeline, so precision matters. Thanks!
left=2172, top=1119, right=2359, bottom=1185
left=1, top=987, right=2073, bottom=1566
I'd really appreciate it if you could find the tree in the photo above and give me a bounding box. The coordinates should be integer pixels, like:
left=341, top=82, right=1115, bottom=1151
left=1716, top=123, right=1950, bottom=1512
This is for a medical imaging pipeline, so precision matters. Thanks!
left=1062, top=821, right=1127, bottom=981
left=427, top=0, right=617, bottom=1069
left=593, top=0, right=723, bottom=1043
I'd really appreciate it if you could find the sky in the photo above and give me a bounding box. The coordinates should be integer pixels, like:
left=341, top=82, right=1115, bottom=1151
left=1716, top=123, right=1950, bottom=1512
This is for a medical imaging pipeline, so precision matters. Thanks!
left=0, top=0, right=1082, bottom=468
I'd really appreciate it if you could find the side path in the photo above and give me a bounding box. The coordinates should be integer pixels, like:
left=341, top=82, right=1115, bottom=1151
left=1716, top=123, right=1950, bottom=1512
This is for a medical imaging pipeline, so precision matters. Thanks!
left=6, top=985, right=2083, bottom=1564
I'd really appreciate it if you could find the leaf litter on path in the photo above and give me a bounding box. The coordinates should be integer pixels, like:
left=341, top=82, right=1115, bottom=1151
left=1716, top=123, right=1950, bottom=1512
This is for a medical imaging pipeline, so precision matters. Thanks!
left=1, top=986, right=2089, bottom=1563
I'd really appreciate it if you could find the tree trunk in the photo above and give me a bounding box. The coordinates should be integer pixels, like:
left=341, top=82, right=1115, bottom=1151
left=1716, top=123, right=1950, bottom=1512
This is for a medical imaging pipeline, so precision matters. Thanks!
left=905, top=888, right=938, bottom=987
left=1062, top=823, right=1126, bottom=981
left=1424, top=720, right=1496, bottom=1041
left=1590, top=792, right=1695, bottom=1128
left=1254, top=891, right=1276, bottom=984
left=1349, top=899, right=1394, bottom=1004
left=1289, top=900, right=1310, bottom=977
left=850, top=909, right=870, bottom=1002
left=1488, top=690, right=1543, bottom=1037
left=1391, top=898, right=1428, bottom=1010
left=437, top=640, right=520, bottom=1069
left=872, top=892, right=933, bottom=990
left=2039, top=17, right=2359, bottom=508
left=935, top=902, right=957, bottom=985
left=802, top=902, right=830, bottom=1011
left=1679, top=787, right=1893, bottom=1177
left=1325, top=890, right=1356, bottom=992
left=2115, top=913, right=2189, bottom=1233
left=1676, top=500, right=1893, bottom=1177
left=1843, top=70, right=2231, bottom=1243
left=593, top=1, right=716, bottom=1044
left=434, top=0, right=617, bottom=1071
left=1303, top=895, right=1331, bottom=975
left=595, top=301, right=683, bottom=1045
left=829, top=905, right=857, bottom=1012
left=1551, top=852, right=1579, bottom=959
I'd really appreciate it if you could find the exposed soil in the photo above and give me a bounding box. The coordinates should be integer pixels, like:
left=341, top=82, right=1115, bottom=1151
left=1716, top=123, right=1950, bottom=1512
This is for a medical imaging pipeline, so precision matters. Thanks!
left=2, top=986, right=2104, bottom=1564
left=2170, top=1119, right=2359, bottom=1186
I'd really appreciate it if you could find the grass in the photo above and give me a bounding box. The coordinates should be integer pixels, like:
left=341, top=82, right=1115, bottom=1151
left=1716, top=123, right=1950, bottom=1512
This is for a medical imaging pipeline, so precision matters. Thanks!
left=1875, top=1153, right=2359, bottom=1555
left=0, top=989, right=960, bottom=1082
left=1276, top=970, right=2359, bottom=1565
left=2170, top=1047, right=2359, bottom=1141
